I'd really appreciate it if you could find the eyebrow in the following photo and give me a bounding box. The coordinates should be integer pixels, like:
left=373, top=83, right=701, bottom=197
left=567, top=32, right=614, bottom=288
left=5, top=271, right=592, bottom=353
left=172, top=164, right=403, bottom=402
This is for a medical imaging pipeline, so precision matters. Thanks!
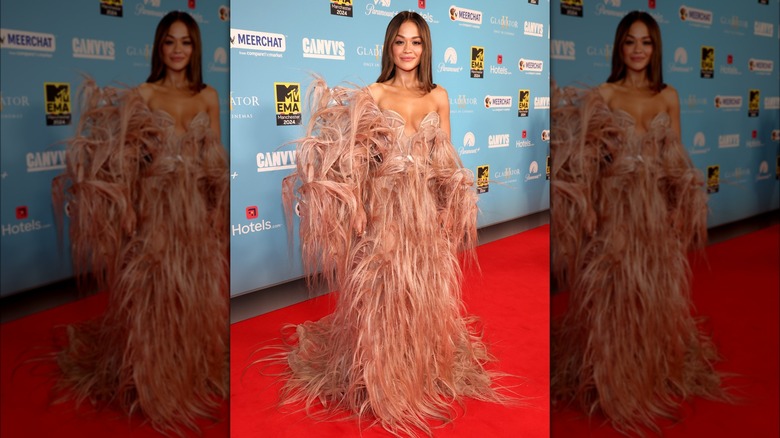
left=626, top=33, right=651, bottom=39
left=395, top=33, right=422, bottom=39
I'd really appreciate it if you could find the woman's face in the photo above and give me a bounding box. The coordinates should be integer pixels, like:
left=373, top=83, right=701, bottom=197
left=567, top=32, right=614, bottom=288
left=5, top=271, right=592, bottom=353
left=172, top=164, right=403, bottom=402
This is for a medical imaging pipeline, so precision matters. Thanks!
left=391, top=20, right=423, bottom=72
left=621, top=20, right=653, bottom=74
left=161, top=21, right=192, bottom=73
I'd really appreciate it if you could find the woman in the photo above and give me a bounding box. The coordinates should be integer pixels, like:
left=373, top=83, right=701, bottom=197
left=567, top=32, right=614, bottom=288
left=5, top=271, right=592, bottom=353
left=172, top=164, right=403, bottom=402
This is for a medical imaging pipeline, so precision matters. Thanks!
left=52, top=11, right=228, bottom=434
left=550, top=11, right=728, bottom=435
left=276, top=11, right=504, bottom=437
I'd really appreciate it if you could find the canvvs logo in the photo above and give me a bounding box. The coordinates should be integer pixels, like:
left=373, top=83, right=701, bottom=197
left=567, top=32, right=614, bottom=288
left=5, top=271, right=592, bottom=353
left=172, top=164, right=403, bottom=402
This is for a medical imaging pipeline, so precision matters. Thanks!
left=100, top=0, right=123, bottom=17
left=700, top=46, right=714, bottom=78
left=551, top=39, right=575, bottom=61
left=72, top=37, right=115, bottom=60
left=274, top=82, right=301, bottom=126
left=517, top=89, right=530, bottom=117
left=470, top=46, right=484, bottom=78
left=331, top=0, right=353, bottom=17
left=44, top=82, right=71, bottom=126
left=302, top=37, right=345, bottom=60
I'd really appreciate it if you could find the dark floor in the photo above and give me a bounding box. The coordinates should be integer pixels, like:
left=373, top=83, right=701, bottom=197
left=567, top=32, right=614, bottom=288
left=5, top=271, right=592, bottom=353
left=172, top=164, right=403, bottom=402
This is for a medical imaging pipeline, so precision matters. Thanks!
left=1, top=209, right=777, bottom=324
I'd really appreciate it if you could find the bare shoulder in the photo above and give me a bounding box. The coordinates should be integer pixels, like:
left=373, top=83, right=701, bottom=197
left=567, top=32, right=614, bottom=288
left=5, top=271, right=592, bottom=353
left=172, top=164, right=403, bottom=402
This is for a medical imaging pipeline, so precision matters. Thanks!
left=367, top=82, right=385, bottom=101
left=597, top=82, right=615, bottom=102
left=430, top=85, right=449, bottom=105
left=200, top=84, right=219, bottom=104
left=660, top=84, right=680, bottom=110
left=137, top=82, right=154, bottom=102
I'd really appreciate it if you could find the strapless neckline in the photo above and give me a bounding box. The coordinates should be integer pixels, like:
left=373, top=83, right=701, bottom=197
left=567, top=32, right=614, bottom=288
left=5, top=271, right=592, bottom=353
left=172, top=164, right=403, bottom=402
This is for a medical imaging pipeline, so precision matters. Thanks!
left=612, top=109, right=670, bottom=136
left=381, top=109, right=440, bottom=138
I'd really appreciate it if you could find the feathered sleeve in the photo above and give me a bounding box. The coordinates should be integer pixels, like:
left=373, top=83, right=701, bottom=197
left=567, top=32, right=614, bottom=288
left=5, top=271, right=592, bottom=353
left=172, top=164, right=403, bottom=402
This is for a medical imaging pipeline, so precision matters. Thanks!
left=52, top=78, right=160, bottom=288
left=282, top=79, right=392, bottom=288
left=550, top=86, right=624, bottom=288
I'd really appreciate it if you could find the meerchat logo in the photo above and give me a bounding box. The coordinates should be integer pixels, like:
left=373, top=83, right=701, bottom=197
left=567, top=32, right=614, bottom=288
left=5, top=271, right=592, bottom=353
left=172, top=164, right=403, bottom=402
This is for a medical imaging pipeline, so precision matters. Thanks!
left=1, top=29, right=56, bottom=53
left=518, top=58, right=543, bottom=74
left=231, top=29, right=285, bottom=59
left=700, top=46, right=714, bottom=78
left=518, top=89, right=530, bottom=117
left=100, top=0, right=123, bottom=17
left=470, top=46, right=484, bottom=78
left=680, top=6, right=712, bottom=26
left=450, top=6, right=483, bottom=26
left=707, top=165, right=719, bottom=193
left=331, top=0, right=353, bottom=17
left=714, top=95, right=742, bottom=110
left=561, top=0, right=583, bottom=17
left=748, top=58, right=773, bottom=74
left=476, top=164, right=489, bottom=194
left=44, top=82, right=71, bottom=126
left=274, top=82, right=301, bottom=126
left=484, top=95, right=511, bottom=111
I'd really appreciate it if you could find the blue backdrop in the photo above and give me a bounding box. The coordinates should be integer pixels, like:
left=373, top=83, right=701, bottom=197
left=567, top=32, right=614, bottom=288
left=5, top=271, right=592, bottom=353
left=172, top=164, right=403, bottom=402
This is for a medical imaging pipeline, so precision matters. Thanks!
left=229, top=0, right=551, bottom=296
left=551, top=0, right=780, bottom=228
left=0, top=0, right=230, bottom=297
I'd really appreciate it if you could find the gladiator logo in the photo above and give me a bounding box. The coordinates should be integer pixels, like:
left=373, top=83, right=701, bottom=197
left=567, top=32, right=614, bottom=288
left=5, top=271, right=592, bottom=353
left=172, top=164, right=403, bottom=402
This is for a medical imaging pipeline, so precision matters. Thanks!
left=438, top=47, right=463, bottom=73
left=523, top=21, right=544, bottom=37
left=546, top=155, right=551, bottom=180
left=44, top=82, right=71, bottom=126
left=450, top=6, right=483, bottom=26
left=71, top=37, right=115, bottom=60
left=679, top=6, right=712, bottom=26
left=749, top=58, right=774, bottom=74
left=714, top=95, right=742, bottom=110
left=487, top=134, right=510, bottom=148
left=274, top=82, right=301, bottom=126
left=748, top=90, right=760, bottom=117
left=100, top=0, right=123, bottom=17
left=765, top=96, right=780, bottom=110
left=561, top=0, right=583, bottom=17
left=331, top=0, right=353, bottom=17
left=517, top=89, right=530, bottom=117
left=476, top=165, right=489, bottom=194
left=700, top=46, right=714, bottom=78
left=231, top=29, right=286, bottom=54
left=484, top=95, right=512, bottom=110
left=302, top=38, right=345, bottom=60
left=518, top=58, right=543, bottom=74
left=470, top=46, right=484, bottom=78
left=706, top=165, right=719, bottom=194
left=754, top=21, right=774, bottom=37
left=257, top=150, right=297, bottom=172
left=551, top=40, right=575, bottom=60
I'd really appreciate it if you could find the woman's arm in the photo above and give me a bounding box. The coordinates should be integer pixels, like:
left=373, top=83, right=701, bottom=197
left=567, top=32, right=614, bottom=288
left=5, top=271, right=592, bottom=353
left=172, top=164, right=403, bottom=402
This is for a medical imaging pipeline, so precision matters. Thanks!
left=432, top=85, right=451, bottom=141
left=204, top=85, right=221, bottom=139
left=663, top=85, right=682, bottom=141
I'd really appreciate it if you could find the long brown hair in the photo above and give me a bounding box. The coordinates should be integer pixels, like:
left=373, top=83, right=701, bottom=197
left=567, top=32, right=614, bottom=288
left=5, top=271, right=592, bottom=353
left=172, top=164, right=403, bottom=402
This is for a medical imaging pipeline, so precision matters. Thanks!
left=376, top=11, right=435, bottom=92
left=607, top=11, right=666, bottom=92
left=146, top=11, right=205, bottom=93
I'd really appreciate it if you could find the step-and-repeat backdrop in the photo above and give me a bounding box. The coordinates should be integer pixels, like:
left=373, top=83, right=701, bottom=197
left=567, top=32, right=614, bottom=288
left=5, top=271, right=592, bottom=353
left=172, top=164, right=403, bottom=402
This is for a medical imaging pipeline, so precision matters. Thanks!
left=230, top=0, right=551, bottom=296
left=0, top=0, right=229, bottom=297
left=551, top=0, right=780, bottom=227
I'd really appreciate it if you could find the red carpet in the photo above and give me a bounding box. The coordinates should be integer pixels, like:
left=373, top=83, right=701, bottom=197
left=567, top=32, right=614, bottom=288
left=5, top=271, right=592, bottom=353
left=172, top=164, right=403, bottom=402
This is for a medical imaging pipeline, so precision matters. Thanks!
left=551, top=224, right=780, bottom=437
left=0, top=292, right=228, bottom=438
left=231, top=225, right=551, bottom=437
